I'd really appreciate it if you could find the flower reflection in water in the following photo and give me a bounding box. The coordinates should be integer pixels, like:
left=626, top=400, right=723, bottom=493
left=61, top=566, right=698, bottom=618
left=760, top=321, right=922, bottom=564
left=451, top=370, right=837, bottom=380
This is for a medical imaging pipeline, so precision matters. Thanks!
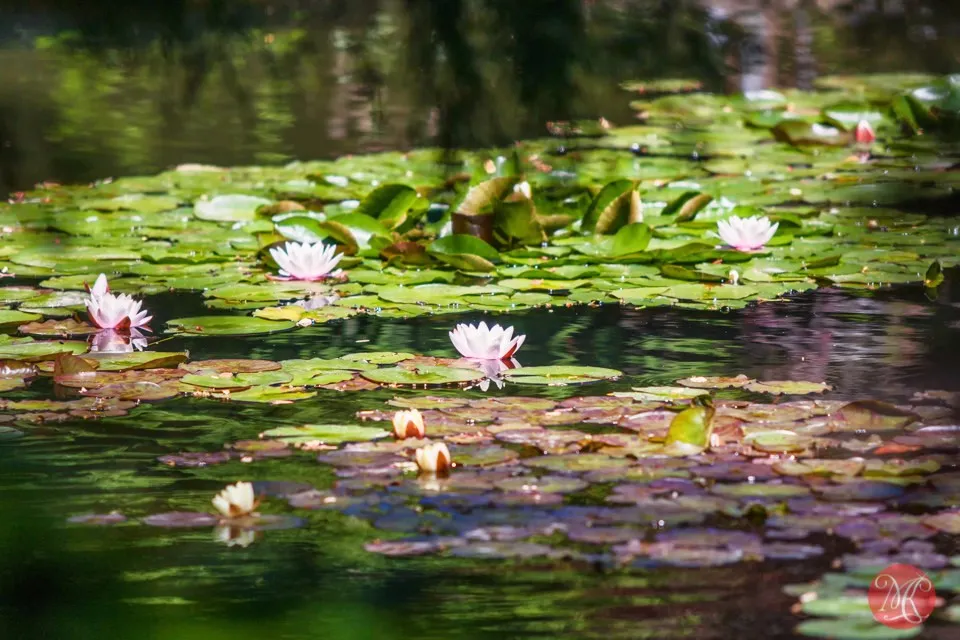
left=89, top=328, right=148, bottom=353
left=469, top=357, right=521, bottom=392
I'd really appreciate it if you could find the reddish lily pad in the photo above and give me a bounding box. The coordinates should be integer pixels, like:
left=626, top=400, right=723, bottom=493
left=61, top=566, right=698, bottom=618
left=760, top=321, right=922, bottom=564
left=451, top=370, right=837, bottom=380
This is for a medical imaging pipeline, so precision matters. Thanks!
left=142, top=512, right=220, bottom=528
left=744, top=380, right=831, bottom=395
left=677, top=374, right=753, bottom=389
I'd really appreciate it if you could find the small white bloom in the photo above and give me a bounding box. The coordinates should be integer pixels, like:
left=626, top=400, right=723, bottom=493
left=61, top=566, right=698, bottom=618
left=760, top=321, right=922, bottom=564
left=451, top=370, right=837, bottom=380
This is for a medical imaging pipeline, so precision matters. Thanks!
left=716, top=215, right=779, bottom=252
left=728, top=269, right=740, bottom=286
left=449, top=322, right=525, bottom=360
left=84, top=274, right=152, bottom=330
left=416, top=442, right=452, bottom=474
left=513, top=181, right=532, bottom=199
left=212, top=481, right=259, bottom=519
left=392, top=409, right=426, bottom=439
left=269, top=241, right=344, bottom=281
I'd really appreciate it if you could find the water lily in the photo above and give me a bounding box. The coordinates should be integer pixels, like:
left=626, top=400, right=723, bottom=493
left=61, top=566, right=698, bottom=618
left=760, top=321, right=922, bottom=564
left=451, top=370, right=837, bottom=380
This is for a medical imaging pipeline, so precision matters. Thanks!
left=212, top=481, right=260, bottom=519
left=449, top=322, right=525, bottom=360
left=513, top=180, right=532, bottom=199
left=392, top=409, right=426, bottom=439
left=269, top=241, right=344, bottom=281
left=416, top=442, right=452, bottom=474
left=84, top=274, right=152, bottom=330
left=89, top=328, right=148, bottom=353
left=854, top=119, right=875, bottom=145
left=716, top=215, right=779, bottom=252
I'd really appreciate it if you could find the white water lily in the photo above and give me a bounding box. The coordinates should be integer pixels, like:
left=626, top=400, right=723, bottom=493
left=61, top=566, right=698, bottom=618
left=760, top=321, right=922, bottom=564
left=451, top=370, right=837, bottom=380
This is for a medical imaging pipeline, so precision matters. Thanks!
left=513, top=180, right=532, bottom=199
left=392, top=409, right=426, bottom=439
left=449, top=322, right=525, bottom=360
left=416, top=442, right=452, bottom=474
left=84, top=274, right=152, bottom=330
left=269, top=241, right=344, bottom=281
left=212, top=481, right=260, bottom=519
left=89, top=328, right=148, bottom=353
left=716, top=215, right=779, bottom=252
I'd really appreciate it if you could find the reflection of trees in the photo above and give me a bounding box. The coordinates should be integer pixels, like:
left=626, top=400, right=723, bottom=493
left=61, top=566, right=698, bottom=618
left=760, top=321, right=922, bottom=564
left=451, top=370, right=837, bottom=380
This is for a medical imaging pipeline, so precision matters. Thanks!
left=0, top=0, right=727, bottom=193
left=3, top=0, right=960, bottom=194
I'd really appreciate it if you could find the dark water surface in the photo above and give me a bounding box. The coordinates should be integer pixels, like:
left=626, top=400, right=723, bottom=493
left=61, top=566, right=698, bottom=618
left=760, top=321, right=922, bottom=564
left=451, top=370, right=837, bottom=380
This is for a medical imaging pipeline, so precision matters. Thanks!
left=2, top=2, right=960, bottom=639
left=3, top=0, right=960, bottom=195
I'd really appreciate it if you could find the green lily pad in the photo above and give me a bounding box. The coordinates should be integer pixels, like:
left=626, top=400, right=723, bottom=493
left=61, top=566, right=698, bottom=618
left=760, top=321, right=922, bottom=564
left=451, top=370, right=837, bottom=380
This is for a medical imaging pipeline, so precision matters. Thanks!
left=795, top=618, right=921, bottom=639
left=339, top=352, right=415, bottom=365
left=361, top=365, right=484, bottom=387
left=745, top=380, right=832, bottom=395
left=0, top=309, right=42, bottom=329
left=194, top=195, right=273, bottom=222
left=261, top=424, right=390, bottom=444
left=501, top=366, right=622, bottom=386
left=167, top=316, right=297, bottom=336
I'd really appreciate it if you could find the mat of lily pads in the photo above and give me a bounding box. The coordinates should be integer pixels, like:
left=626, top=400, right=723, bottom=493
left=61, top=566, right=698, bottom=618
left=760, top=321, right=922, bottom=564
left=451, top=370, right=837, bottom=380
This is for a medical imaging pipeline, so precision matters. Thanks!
left=3, top=341, right=960, bottom=637
left=2, top=74, right=959, bottom=338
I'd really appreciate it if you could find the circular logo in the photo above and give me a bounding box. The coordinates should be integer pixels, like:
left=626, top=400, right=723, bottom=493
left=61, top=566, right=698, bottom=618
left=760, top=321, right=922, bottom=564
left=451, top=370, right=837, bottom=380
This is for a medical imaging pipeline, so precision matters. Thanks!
left=868, top=563, right=937, bottom=629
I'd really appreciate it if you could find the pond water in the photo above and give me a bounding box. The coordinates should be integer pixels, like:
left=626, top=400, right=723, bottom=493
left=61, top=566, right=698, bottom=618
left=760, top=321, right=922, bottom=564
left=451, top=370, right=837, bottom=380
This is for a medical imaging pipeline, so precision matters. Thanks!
left=2, top=2, right=960, bottom=640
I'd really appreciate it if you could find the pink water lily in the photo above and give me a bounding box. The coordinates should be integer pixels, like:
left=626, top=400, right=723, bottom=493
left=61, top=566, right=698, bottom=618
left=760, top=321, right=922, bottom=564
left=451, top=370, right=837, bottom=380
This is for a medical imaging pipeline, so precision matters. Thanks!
left=716, top=215, right=779, bottom=252
left=268, top=241, right=344, bottom=281
left=84, top=274, right=152, bottom=330
left=854, top=119, right=875, bottom=145
left=449, top=322, right=525, bottom=360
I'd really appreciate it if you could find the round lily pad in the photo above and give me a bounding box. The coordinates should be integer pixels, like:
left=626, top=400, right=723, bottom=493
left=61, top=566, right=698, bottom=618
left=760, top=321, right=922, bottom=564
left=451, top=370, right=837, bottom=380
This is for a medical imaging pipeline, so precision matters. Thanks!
left=142, top=512, right=220, bottom=528
left=339, top=351, right=416, bottom=365
left=361, top=365, right=484, bottom=387
left=167, top=316, right=296, bottom=336
left=261, top=424, right=390, bottom=444
left=501, top=365, right=622, bottom=386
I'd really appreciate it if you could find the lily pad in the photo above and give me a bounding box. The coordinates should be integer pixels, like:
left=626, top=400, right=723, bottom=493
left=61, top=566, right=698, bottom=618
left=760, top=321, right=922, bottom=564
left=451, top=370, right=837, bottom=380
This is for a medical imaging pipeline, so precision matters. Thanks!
left=167, top=316, right=296, bottom=336
left=501, top=365, right=622, bottom=386
left=361, top=366, right=484, bottom=387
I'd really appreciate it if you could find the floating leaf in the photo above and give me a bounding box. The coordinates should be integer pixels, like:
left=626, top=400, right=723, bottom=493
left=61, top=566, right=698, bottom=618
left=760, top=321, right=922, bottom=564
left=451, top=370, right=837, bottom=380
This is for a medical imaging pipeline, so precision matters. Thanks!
left=194, top=195, right=272, bottom=222
left=745, top=380, right=831, bottom=395
left=361, top=366, right=484, bottom=387
left=167, top=316, right=296, bottom=336
left=262, top=424, right=390, bottom=444
left=501, top=365, right=622, bottom=386
left=664, top=397, right=715, bottom=455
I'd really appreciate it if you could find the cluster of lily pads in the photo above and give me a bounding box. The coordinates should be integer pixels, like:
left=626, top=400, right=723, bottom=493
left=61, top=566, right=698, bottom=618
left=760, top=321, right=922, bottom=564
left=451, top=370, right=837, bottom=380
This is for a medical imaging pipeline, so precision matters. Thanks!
left=55, top=364, right=960, bottom=638
left=1, top=74, right=959, bottom=343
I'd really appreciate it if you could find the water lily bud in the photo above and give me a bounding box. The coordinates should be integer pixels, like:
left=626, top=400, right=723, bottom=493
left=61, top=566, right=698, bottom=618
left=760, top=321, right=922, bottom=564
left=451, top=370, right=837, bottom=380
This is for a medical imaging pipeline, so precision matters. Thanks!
left=854, top=119, right=875, bottom=145
left=212, top=481, right=260, bottom=519
left=513, top=180, right=532, bottom=199
left=728, top=269, right=740, bottom=286
left=416, top=442, right=452, bottom=474
left=392, top=409, right=426, bottom=439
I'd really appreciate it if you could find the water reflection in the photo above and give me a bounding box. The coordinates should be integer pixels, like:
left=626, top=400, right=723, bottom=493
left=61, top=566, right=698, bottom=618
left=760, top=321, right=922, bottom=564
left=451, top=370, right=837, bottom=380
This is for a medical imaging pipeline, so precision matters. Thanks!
left=3, top=0, right=960, bottom=194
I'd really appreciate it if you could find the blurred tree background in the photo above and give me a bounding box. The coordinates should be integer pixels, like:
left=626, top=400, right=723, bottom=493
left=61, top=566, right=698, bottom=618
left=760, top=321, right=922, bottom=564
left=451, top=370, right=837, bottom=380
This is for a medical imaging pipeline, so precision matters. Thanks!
left=4, top=0, right=956, bottom=195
